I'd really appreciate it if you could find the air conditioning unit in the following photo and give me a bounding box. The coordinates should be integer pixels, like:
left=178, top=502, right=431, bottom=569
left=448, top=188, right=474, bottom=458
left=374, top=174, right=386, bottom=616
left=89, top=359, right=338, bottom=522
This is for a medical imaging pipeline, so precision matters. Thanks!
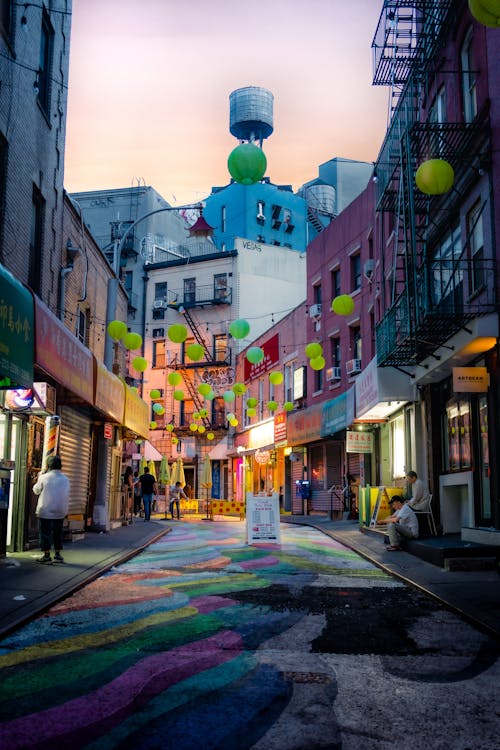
left=346, top=358, right=362, bottom=375
left=309, top=303, right=322, bottom=319
left=153, top=300, right=166, bottom=309
left=326, top=366, right=342, bottom=381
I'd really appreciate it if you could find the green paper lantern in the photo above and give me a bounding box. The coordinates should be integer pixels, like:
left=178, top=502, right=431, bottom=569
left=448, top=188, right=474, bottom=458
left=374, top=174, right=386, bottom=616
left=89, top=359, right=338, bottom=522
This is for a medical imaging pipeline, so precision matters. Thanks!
left=229, top=319, right=250, bottom=339
left=107, top=320, right=127, bottom=341
left=130, top=386, right=138, bottom=392
left=131, top=356, right=148, bottom=372
left=166, top=423, right=174, bottom=432
left=468, top=0, right=500, bottom=27
left=229, top=418, right=238, bottom=427
left=156, top=406, right=165, bottom=415
left=246, top=346, right=264, bottom=365
left=232, top=382, right=246, bottom=395
left=123, top=332, right=142, bottom=351
left=168, top=372, right=182, bottom=386
left=310, top=356, right=326, bottom=371
left=167, top=324, right=188, bottom=343
left=199, top=408, right=208, bottom=418
left=173, top=389, right=185, bottom=401
left=205, top=390, right=215, bottom=400
left=415, top=158, right=455, bottom=195
left=198, top=383, right=212, bottom=396
left=227, top=412, right=236, bottom=421
left=189, top=423, right=198, bottom=432
left=152, top=402, right=163, bottom=413
left=186, top=343, right=204, bottom=361
left=246, top=397, right=258, bottom=408
left=207, top=432, right=215, bottom=441
left=223, top=390, right=235, bottom=403
left=198, top=425, right=206, bottom=434
left=305, top=342, right=322, bottom=359
left=193, top=412, right=201, bottom=421
left=150, top=389, right=161, bottom=400
left=247, top=407, right=257, bottom=417
left=331, top=294, right=355, bottom=316
left=284, top=401, right=294, bottom=412
left=228, top=143, right=267, bottom=185
left=150, top=421, right=157, bottom=429
left=269, top=371, right=284, bottom=385
left=267, top=400, right=278, bottom=411
left=171, top=436, right=179, bottom=444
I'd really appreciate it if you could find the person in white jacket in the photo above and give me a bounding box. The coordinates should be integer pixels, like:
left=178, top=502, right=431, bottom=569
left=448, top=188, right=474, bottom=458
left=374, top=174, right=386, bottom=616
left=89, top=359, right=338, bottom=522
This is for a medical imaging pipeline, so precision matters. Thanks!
left=405, top=470, right=431, bottom=511
left=33, top=455, right=70, bottom=564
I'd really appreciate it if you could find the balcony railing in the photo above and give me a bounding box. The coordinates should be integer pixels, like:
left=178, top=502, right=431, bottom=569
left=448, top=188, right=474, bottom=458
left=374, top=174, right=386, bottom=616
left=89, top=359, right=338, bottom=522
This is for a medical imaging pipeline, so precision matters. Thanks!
left=166, top=285, right=232, bottom=309
left=376, top=257, right=497, bottom=366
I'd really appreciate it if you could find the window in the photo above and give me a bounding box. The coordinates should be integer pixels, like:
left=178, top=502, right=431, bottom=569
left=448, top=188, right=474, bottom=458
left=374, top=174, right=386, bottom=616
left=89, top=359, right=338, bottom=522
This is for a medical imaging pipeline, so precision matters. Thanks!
left=272, top=205, right=282, bottom=229
left=431, top=225, right=462, bottom=311
left=467, top=201, right=485, bottom=293
left=331, top=337, right=341, bottom=367
left=38, top=9, right=54, bottom=115
left=221, top=206, right=226, bottom=232
left=284, top=362, right=294, bottom=403
left=331, top=268, right=341, bottom=299
left=444, top=398, right=472, bottom=471
left=214, top=273, right=228, bottom=301
left=351, top=254, right=361, bottom=291
left=124, top=271, right=133, bottom=292
left=351, top=327, right=362, bottom=361
left=460, top=27, right=477, bottom=123
left=313, top=284, right=322, bottom=305
left=184, top=277, right=196, bottom=304
left=76, top=308, right=90, bottom=346
left=429, top=85, right=447, bottom=155
left=152, top=308, right=165, bottom=320
left=152, top=328, right=164, bottom=338
left=314, top=367, right=323, bottom=393
left=155, top=281, right=167, bottom=300
left=29, top=185, right=45, bottom=294
left=152, top=340, right=166, bottom=368
left=214, top=334, right=228, bottom=363
left=283, top=209, right=294, bottom=233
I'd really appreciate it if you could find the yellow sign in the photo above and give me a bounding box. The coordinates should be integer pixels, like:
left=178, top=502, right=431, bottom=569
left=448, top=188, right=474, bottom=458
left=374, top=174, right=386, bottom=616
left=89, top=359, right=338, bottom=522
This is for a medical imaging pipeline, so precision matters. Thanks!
left=452, top=367, right=489, bottom=393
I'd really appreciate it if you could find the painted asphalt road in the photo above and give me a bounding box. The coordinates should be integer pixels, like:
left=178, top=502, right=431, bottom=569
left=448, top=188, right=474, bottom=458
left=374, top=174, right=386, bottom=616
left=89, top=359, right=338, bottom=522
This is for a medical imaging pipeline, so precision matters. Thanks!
left=0, top=520, right=499, bottom=750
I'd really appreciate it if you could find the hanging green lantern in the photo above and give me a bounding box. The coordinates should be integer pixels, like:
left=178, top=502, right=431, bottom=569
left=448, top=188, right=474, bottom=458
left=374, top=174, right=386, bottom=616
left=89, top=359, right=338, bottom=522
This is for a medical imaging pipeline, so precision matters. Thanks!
left=167, top=324, right=188, bottom=343
left=229, top=319, right=250, bottom=339
left=246, top=397, right=258, bottom=408
left=415, top=158, right=454, bottom=195
left=173, top=389, right=185, bottom=401
left=171, top=436, right=179, bottom=444
left=223, top=390, right=235, bottom=403
left=229, top=418, right=238, bottom=427
left=247, top=407, right=257, bottom=417
left=468, top=0, right=500, bottom=27
left=123, top=332, right=142, bottom=351
left=150, top=389, right=161, bottom=400
left=305, top=342, right=322, bottom=359
left=227, top=143, right=267, bottom=185
left=131, top=356, right=148, bottom=372
left=267, top=400, right=278, bottom=411
left=269, top=371, right=284, bottom=385
left=331, top=295, right=355, bottom=316
left=186, top=343, right=204, bottom=361
left=232, top=382, right=246, bottom=395
left=166, top=424, right=175, bottom=432
left=152, top=402, right=163, bottom=413
left=246, top=347, right=264, bottom=365
left=198, top=425, right=206, bottom=434
left=150, top=421, right=157, bottom=429
left=284, top=402, right=294, bottom=412
left=199, top=408, right=208, bottom=418
left=168, top=372, right=182, bottom=386
left=198, top=383, right=212, bottom=396
left=207, top=432, right=215, bottom=441
left=310, top=356, right=326, bottom=371
left=107, top=320, right=127, bottom=341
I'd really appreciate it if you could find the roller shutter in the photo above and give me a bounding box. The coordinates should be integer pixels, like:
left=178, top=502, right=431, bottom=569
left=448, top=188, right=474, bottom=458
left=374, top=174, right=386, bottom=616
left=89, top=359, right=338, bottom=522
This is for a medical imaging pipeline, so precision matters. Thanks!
left=59, top=407, right=92, bottom=521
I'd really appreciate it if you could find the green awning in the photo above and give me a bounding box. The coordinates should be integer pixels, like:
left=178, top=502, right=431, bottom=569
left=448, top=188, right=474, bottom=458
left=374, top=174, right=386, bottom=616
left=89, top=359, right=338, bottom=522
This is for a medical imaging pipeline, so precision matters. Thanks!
left=0, top=264, right=34, bottom=388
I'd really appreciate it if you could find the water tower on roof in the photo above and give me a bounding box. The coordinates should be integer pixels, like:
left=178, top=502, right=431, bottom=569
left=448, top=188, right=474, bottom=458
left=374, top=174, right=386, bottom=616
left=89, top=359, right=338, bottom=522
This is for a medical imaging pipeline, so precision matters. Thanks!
left=229, top=86, right=274, bottom=147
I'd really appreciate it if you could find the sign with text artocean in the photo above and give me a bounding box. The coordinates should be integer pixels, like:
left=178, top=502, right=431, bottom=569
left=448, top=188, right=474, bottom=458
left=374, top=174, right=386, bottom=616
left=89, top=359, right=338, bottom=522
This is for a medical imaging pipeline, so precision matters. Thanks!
left=452, top=367, right=489, bottom=393
left=244, top=334, right=279, bottom=382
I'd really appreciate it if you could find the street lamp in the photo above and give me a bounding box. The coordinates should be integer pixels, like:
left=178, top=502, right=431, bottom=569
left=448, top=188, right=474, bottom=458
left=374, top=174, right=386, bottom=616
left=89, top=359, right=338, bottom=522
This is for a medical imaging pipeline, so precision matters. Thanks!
left=104, top=203, right=207, bottom=370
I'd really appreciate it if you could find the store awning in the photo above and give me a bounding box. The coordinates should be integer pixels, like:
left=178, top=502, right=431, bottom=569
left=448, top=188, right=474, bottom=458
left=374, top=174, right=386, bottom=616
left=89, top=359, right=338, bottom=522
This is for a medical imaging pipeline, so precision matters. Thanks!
left=144, top=441, right=162, bottom=461
left=355, top=356, right=414, bottom=421
left=208, top=436, right=229, bottom=460
left=0, top=264, right=34, bottom=388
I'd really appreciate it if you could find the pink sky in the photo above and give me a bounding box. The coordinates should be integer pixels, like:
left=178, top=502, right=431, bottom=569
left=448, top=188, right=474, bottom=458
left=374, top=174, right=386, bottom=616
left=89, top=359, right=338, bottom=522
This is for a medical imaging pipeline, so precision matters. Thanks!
left=64, top=0, right=389, bottom=205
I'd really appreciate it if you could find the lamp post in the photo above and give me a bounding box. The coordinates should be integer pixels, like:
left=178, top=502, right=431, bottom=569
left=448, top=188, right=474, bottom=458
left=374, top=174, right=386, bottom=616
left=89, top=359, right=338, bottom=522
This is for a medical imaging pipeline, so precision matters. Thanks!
left=104, top=203, right=203, bottom=370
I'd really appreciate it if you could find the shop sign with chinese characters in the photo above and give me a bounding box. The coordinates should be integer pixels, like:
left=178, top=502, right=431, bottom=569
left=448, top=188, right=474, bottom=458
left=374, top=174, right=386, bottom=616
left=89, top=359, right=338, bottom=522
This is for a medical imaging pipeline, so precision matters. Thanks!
left=452, top=367, right=489, bottom=393
left=346, top=430, right=373, bottom=454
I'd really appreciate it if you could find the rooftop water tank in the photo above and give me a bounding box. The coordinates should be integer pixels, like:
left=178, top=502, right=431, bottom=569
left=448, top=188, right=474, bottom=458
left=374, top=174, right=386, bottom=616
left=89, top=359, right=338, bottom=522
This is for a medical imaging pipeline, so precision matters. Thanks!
left=303, top=183, right=336, bottom=216
left=229, top=86, right=274, bottom=144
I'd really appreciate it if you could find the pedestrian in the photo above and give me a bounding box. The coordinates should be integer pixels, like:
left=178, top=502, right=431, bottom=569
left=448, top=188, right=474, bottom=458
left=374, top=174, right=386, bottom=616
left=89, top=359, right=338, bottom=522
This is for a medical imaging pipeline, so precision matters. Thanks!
left=133, top=471, right=142, bottom=516
left=345, top=474, right=358, bottom=519
left=378, top=495, right=419, bottom=551
left=169, top=481, right=187, bottom=520
left=32, top=455, right=70, bottom=564
left=404, top=470, right=431, bottom=511
left=137, top=466, right=158, bottom=521
left=123, top=466, right=134, bottom=518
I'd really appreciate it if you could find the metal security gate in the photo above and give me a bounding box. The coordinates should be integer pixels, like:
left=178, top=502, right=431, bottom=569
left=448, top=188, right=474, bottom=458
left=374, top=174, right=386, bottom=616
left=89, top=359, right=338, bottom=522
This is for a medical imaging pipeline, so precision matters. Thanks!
left=59, top=407, right=92, bottom=531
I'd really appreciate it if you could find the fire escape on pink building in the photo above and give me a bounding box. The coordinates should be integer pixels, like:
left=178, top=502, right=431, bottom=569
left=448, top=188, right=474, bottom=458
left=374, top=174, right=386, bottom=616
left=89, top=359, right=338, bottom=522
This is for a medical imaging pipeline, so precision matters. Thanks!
left=372, top=0, right=496, bottom=368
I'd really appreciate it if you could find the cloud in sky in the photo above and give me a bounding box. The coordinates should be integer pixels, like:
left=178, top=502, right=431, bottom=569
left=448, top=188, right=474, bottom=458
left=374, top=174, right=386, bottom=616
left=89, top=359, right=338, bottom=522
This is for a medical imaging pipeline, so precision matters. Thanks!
left=65, top=0, right=388, bottom=204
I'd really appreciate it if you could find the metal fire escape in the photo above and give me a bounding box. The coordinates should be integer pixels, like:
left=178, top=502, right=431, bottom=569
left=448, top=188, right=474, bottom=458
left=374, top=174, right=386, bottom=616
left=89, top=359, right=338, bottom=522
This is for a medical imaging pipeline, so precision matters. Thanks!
left=372, top=0, right=495, bottom=367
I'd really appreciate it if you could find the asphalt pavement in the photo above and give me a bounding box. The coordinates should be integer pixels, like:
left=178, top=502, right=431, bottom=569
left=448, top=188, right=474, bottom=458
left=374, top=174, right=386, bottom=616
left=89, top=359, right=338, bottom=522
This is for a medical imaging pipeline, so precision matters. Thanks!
left=0, top=514, right=499, bottom=641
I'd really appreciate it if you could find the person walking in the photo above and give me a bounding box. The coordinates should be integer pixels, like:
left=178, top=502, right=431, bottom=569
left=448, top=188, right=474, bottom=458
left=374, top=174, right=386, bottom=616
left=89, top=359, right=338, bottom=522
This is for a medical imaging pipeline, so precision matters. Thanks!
left=378, top=495, right=419, bottom=551
left=33, top=455, right=70, bottom=564
left=137, top=466, right=157, bottom=521
left=133, top=471, right=142, bottom=516
left=169, top=481, right=187, bottom=520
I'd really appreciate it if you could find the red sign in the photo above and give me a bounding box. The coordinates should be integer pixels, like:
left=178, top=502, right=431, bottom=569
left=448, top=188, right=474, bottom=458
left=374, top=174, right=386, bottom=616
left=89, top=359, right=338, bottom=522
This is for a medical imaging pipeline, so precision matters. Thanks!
left=244, top=334, right=279, bottom=382
left=274, top=412, right=287, bottom=446
left=103, top=423, right=113, bottom=440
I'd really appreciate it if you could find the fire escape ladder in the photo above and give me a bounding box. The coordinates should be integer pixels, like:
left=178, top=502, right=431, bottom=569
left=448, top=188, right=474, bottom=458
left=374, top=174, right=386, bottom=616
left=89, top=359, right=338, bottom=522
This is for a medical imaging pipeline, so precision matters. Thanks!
left=176, top=368, right=211, bottom=427
left=307, top=206, right=325, bottom=235
left=181, top=308, right=212, bottom=361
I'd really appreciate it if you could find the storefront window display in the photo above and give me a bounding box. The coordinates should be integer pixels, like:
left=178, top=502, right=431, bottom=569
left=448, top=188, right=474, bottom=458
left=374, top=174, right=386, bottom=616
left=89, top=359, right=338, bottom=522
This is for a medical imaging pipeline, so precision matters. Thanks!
left=444, top=398, right=472, bottom=471
left=391, top=414, right=406, bottom=480
left=310, top=445, right=324, bottom=491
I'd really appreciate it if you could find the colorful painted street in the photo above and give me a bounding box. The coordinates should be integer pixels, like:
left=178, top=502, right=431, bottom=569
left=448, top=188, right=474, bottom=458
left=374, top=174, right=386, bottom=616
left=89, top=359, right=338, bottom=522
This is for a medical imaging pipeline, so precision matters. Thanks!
left=0, top=521, right=499, bottom=750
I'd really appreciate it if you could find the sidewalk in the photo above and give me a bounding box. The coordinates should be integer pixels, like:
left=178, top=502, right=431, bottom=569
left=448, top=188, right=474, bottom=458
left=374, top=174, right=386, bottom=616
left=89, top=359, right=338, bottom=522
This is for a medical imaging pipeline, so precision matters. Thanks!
left=0, top=514, right=499, bottom=642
